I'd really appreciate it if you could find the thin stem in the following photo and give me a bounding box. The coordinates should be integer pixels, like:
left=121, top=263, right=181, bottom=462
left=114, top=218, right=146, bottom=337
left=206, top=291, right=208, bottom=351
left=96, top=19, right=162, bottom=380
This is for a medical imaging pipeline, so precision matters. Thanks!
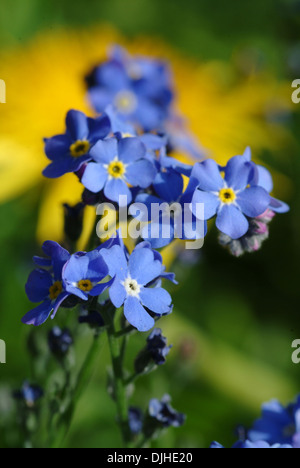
left=49, top=331, right=104, bottom=448
left=124, top=373, right=139, bottom=386
left=114, top=324, right=137, bottom=339
left=103, top=309, right=132, bottom=447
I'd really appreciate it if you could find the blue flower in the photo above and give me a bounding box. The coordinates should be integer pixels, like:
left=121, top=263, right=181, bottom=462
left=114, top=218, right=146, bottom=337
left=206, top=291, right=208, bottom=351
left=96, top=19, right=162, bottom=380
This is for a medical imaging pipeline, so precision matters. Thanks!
left=101, top=244, right=174, bottom=332
left=22, top=242, right=71, bottom=326
left=248, top=396, right=300, bottom=448
left=62, top=249, right=112, bottom=301
left=43, top=110, right=111, bottom=178
left=130, top=167, right=206, bottom=248
left=147, top=328, right=172, bottom=365
left=81, top=136, right=157, bottom=206
left=210, top=440, right=292, bottom=449
left=191, top=157, right=271, bottom=239
left=238, top=147, right=290, bottom=214
left=128, top=407, right=144, bottom=435
left=86, top=46, right=174, bottom=132
left=13, top=381, right=43, bottom=408
left=48, top=327, right=73, bottom=358
left=148, top=395, right=186, bottom=428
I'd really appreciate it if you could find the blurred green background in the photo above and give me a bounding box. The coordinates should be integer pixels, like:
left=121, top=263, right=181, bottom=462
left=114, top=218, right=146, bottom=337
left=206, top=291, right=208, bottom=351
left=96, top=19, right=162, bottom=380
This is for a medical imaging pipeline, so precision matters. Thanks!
left=0, top=0, right=300, bottom=449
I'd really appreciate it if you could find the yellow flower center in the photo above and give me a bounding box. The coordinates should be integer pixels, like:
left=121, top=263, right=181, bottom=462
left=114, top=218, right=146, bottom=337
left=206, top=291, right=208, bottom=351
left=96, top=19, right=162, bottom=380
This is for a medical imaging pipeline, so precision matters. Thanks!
left=219, top=188, right=236, bottom=204
left=77, top=279, right=93, bottom=292
left=49, top=281, right=63, bottom=300
left=108, top=161, right=126, bottom=179
left=114, top=91, right=137, bottom=114
left=70, top=140, right=90, bottom=158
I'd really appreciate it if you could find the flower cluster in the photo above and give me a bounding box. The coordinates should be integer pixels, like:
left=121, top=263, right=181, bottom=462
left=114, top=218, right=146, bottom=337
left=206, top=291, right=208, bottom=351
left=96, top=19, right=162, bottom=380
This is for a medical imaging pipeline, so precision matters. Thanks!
left=211, top=394, right=300, bottom=449
left=20, top=45, right=291, bottom=449
left=23, top=236, right=175, bottom=333
left=248, top=396, right=300, bottom=448
left=42, top=59, right=289, bottom=250
left=86, top=46, right=174, bottom=132
left=191, top=148, right=289, bottom=241
left=42, top=112, right=289, bottom=250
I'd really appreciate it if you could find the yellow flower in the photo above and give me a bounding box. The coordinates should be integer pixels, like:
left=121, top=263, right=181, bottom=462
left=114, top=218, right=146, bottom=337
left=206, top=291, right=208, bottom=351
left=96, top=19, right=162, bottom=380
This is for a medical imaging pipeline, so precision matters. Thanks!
left=0, top=24, right=293, bottom=249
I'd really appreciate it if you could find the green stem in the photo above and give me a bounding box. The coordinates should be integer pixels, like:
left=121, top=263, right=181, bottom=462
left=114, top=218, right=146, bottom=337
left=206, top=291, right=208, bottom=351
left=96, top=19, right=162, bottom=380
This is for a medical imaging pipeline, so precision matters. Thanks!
left=104, top=310, right=132, bottom=447
left=49, top=331, right=104, bottom=448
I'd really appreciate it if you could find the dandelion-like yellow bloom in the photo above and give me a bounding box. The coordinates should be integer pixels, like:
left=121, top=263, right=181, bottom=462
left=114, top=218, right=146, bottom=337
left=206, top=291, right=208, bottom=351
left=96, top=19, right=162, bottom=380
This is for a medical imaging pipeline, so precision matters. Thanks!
left=0, top=24, right=293, bottom=248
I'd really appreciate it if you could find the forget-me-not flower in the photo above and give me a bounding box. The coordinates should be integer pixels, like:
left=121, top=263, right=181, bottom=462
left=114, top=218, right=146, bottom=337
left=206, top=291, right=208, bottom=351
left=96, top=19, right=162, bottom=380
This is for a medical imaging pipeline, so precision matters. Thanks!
left=101, top=244, right=174, bottom=332
left=81, top=136, right=157, bottom=206
left=191, top=157, right=271, bottom=239
left=43, top=110, right=111, bottom=178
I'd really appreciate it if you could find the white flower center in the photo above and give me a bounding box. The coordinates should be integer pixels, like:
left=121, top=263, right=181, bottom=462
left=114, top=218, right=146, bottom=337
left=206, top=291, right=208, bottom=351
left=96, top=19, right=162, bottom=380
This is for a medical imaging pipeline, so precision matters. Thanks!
left=123, top=277, right=141, bottom=298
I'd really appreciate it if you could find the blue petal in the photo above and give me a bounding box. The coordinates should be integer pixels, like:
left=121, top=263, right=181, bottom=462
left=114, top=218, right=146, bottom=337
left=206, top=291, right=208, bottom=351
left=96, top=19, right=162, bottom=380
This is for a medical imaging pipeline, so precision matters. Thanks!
left=81, top=162, right=108, bottom=193
left=101, top=245, right=128, bottom=279
left=51, top=292, right=70, bottom=319
left=43, top=156, right=89, bottom=178
left=139, top=133, right=167, bottom=151
left=63, top=285, right=88, bottom=301
left=118, top=137, right=146, bottom=164
left=63, top=255, right=90, bottom=284
left=90, top=278, right=113, bottom=297
left=25, top=269, right=53, bottom=303
left=44, top=135, right=71, bottom=161
left=89, top=138, right=118, bottom=165
left=191, top=189, right=219, bottom=220
left=192, top=160, right=224, bottom=192
left=66, top=110, right=89, bottom=141
left=141, top=220, right=175, bottom=249
left=129, top=247, right=163, bottom=285
left=42, top=241, right=70, bottom=281
left=109, top=277, right=127, bottom=308
left=269, top=197, right=290, bottom=214
left=225, top=155, right=252, bottom=190
left=134, top=97, right=165, bottom=132
left=181, top=206, right=207, bottom=240
left=88, top=87, right=115, bottom=114
left=126, top=160, right=157, bottom=188
left=254, top=165, right=274, bottom=193
left=216, top=205, right=249, bottom=239
left=153, top=171, right=183, bottom=203
left=33, top=256, right=52, bottom=268
left=104, top=178, right=132, bottom=205
left=22, top=300, right=52, bottom=326
left=140, top=287, right=172, bottom=315
left=133, top=193, right=164, bottom=221
left=124, top=296, right=155, bottom=332
left=160, top=154, right=193, bottom=177
left=87, top=114, right=111, bottom=143
left=237, top=186, right=270, bottom=218
left=105, top=104, right=136, bottom=135
left=85, top=250, right=109, bottom=282
left=95, top=61, right=129, bottom=90
left=243, top=146, right=252, bottom=161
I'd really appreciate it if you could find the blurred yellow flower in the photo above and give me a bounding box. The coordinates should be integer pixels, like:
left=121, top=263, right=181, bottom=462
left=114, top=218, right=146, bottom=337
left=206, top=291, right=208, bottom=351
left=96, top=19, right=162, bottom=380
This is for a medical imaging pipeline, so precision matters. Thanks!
left=0, top=24, right=293, bottom=246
